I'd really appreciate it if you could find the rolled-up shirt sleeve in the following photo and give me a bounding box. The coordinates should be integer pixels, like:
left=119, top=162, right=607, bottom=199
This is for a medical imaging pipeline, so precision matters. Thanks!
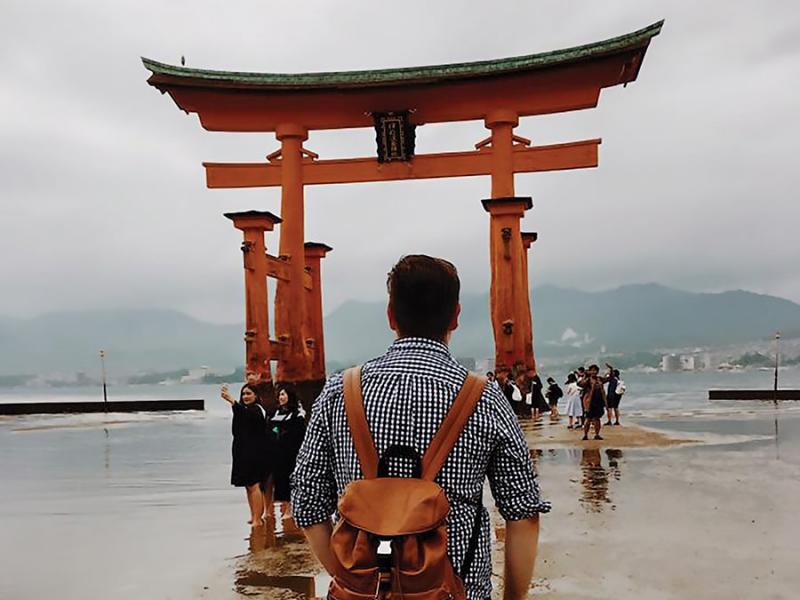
left=290, top=379, right=338, bottom=528
left=486, top=390, right=551, bottom=520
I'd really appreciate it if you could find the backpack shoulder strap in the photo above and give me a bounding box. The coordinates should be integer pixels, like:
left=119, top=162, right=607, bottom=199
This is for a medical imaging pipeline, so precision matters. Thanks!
left=343, top=366, right=379, bottom=479
left=422, top=373, right=486, bottom=481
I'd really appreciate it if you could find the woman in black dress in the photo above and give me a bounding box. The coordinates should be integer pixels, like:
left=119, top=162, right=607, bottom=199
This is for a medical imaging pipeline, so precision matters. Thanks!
left=221, top=383, right=273, bottom=527
left=270, top=385, right=307, bottom=521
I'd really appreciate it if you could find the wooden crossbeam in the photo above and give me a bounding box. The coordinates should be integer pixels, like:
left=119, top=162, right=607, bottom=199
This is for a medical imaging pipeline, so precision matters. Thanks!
left=265, top=254, right=312, bottom=289
left=204, top=139, right=600, bottom=189
left=265, top=254, right=289, bottom=281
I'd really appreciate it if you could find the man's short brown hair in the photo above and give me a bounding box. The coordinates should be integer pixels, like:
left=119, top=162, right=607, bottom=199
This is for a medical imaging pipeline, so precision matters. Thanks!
left=387, top=255, right=460, bottom=340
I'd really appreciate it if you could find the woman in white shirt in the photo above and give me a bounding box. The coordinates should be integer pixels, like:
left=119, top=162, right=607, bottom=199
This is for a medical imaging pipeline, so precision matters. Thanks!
left=563, top=372, right=583, bottom=429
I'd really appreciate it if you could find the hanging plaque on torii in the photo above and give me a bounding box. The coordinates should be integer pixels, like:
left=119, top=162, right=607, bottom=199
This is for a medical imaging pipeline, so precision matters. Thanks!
left=373, top=111, right=416, bottom=162
left=143, top=20, right=662, bottom=404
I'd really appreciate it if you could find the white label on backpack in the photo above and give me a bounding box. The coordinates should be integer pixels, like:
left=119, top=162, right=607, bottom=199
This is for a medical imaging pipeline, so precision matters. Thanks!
left=377, top=540, right=392, bottom=555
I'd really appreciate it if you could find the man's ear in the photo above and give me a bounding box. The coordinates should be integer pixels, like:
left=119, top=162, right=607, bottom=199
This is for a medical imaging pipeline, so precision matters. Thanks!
left=387, top=301, right=400, bottom=335
left=448, top=303, right=461, bottom=332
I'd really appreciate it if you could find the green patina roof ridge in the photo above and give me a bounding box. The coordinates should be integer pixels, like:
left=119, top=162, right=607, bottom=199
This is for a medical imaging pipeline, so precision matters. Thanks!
left=142, top=20, right=663, bottom=86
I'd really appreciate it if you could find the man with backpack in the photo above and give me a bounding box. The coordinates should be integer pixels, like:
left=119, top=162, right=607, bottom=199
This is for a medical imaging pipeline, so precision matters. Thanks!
left=291, top=255, right=550, bottom=600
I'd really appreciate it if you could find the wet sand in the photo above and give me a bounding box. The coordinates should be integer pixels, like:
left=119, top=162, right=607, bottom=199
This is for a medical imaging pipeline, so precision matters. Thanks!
left=496, top=417, right=800, bottom=598
left=4, top=379, right=800, bottom=599
left=200, top=413, right=800, bottom=599
left=520, top=418, right=694, bottom=449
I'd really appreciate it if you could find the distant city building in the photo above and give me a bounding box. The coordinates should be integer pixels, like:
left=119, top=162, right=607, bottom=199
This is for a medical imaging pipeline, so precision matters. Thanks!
left=180, top=366, right=211, bottom=383
left=680, top=352, right=712, bottom=371
left=661, top=354, right=681, bottom=372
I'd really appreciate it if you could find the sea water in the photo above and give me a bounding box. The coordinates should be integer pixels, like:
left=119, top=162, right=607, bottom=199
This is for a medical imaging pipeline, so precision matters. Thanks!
left=1, top=369, right=799, bottom=599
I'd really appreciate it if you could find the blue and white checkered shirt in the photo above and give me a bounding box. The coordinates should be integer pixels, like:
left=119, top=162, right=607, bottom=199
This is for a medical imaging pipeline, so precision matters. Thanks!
left=291, top=337, right=550, bottom=599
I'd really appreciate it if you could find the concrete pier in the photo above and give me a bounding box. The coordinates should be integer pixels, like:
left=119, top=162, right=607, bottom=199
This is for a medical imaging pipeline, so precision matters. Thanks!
left=0, top=399, right=204, bottom=415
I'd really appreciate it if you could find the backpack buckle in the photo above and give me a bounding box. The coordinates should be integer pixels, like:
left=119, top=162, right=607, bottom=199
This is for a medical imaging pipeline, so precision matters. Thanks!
left=376, top=538, right=393, bottom=571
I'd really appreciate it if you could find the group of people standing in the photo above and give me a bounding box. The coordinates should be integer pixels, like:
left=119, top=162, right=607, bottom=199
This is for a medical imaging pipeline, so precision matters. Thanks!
left=563, top=364, right=625, bottom=440
left=490, top=371, right=564, bottom=420
left=490, top=363, right=625, bottom=441
left=221, top=371, right=307, bottom=528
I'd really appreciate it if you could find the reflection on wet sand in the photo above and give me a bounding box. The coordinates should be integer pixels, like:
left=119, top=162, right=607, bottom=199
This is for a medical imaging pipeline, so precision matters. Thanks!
left=238, top=445, right=626, bottom=596
left=236, top=571, right=317, bottom=598
left=580, top=449, right=608, bottom=511
left=606, top=448, right=623, bottom=480
left=579, top=448, right=623, bottom=512
left=239, top=516, right=326, bottom=598
left=248, top=517, right=276, bottom=553
left=247, top=514, right=305, bottom=551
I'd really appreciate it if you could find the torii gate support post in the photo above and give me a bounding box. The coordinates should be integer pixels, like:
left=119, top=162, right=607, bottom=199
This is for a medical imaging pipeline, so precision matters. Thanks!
left=521, top=232, right=539, bottom=374
left=224, top=211, right=282, bottom=387
left=274, top=124, right=314, bottom=386
left=484, top=109, right=535, bottom=376
left=483, top=197, right=533, bottom=376
left=303, top=242, right=333, bottom=384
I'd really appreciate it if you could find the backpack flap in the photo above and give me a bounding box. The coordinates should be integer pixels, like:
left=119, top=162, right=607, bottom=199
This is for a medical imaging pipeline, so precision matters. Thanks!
left=337, top=478, right=450, bottom=537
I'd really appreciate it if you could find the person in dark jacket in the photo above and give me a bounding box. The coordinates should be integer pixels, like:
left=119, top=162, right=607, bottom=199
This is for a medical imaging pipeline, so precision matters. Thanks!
left=496, top=370, right=516, bottom=412
left=529, top=374, right=550, bottom=419
left=605, top=367, right=622, bottom=426
left=271, top=385, right=307, bottom=521
left=514, top=372, right=532, bottom=418
left=222, top=383, right=274, bottom=527
left=545, top=377, right=563, bottom=419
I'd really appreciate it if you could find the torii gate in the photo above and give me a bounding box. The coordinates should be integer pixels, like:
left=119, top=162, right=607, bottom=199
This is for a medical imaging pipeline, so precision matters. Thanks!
left=143, top=21, right=662, bottom=404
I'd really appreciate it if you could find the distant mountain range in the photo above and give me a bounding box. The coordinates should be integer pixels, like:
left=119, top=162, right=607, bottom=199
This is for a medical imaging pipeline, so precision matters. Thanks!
left=326, top=284, right=800, bottom=364
left=1, top=284, right=798, bottom=376
left=0, top=309, right=241, bottom=376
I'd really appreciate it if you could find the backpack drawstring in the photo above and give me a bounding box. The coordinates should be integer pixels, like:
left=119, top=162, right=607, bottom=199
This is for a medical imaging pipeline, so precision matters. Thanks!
left=392, top=545, right=405, bottom=600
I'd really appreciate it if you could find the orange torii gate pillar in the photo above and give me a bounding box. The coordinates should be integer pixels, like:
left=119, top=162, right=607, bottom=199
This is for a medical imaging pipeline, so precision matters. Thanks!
left=225, top=210, right=332, bottom=409
left=303, top=242, right=333, bottom=382
left=482, top=197, right=533, bottom=376
left=224, top=210, right=281, bottom=385
left=273, top=124, right=314, bottom=386
left=521, top=231, right=539, bottom=374
left=481, top=108, right=537, bottom=376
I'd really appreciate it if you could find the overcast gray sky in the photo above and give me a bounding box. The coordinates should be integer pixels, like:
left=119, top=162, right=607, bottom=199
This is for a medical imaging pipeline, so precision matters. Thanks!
left=2, top=1, right=798, bottom=324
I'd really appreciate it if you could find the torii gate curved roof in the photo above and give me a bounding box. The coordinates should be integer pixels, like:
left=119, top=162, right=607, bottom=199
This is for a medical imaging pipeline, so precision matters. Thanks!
left=143, top=20, right=662, bottom=131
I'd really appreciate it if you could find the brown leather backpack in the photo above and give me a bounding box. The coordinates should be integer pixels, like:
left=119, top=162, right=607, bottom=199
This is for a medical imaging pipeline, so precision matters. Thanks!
left=327, top=367, right=487, bottom=600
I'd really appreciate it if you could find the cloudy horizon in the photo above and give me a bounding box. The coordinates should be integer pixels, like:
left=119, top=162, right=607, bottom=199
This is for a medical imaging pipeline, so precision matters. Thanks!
left=2, top=1, right=798, bottom=324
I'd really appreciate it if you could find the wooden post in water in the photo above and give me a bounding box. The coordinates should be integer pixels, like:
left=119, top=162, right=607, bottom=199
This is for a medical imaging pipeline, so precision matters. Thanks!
left=774, top=331, right=781, bottom=401
left=99, top=349, right=108, bottom=413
